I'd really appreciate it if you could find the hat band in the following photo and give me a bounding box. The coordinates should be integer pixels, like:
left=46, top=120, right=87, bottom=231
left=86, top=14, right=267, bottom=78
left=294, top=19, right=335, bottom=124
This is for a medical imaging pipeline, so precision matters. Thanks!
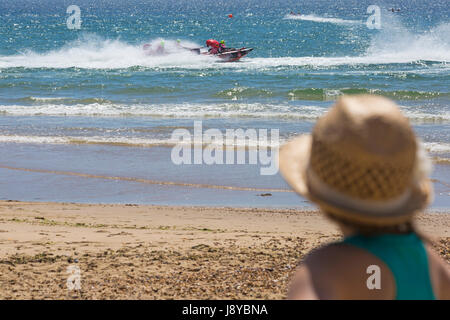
left=306, top=165, right=412, bottom=216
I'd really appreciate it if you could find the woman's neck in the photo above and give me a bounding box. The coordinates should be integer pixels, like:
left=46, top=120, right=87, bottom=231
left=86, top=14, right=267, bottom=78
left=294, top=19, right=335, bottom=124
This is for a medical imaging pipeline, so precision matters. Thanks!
left=338, top=223, right=358, bottom=237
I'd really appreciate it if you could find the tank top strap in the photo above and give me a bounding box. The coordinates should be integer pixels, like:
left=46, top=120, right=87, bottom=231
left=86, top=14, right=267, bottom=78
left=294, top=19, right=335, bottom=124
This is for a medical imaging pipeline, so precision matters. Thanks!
left=341, top=233, right=435, bottom=300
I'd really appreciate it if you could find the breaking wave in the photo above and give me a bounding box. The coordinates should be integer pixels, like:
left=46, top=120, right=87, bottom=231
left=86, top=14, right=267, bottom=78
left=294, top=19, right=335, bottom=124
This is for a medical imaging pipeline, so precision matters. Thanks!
left=0, top=102, right=448, bottom=124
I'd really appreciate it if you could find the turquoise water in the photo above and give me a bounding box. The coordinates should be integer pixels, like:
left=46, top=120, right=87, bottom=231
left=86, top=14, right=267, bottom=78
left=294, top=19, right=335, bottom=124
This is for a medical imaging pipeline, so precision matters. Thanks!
left=0, top=0, right=449, bottom=208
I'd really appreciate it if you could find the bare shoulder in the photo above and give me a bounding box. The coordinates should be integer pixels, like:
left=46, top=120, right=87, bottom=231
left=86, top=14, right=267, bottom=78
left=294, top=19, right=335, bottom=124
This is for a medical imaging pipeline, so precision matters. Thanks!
left=425, top=244, right=450, bottom=300
left=288, top=242, right=395, bottom=300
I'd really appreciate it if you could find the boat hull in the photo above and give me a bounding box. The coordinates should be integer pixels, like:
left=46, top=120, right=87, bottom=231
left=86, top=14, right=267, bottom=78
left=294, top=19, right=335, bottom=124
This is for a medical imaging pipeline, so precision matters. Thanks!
left=216, top=48, right=254, bottom=62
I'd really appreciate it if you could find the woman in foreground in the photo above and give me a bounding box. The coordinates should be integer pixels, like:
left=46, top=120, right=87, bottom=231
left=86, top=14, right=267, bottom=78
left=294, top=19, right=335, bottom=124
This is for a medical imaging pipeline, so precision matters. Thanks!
left=280, top=95, right=450, bottom=300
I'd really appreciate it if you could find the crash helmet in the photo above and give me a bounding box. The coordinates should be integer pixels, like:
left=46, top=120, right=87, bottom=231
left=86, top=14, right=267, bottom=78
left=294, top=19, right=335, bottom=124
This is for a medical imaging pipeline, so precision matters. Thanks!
left=206, top=39, right=220, bottom=48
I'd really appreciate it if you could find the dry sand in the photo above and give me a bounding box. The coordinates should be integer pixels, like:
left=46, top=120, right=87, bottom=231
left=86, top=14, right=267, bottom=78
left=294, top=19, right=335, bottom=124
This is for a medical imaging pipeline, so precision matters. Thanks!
left=0, top=200, right=448, bottom=299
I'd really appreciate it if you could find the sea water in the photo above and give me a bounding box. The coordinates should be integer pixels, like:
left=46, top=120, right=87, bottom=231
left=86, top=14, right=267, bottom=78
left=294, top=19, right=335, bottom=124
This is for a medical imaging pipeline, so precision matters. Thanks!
left=0, top=0, right=448, bottom=209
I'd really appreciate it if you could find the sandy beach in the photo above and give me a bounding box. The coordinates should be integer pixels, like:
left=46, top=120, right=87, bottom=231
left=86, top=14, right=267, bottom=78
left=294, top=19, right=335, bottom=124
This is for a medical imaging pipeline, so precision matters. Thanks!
left=0, top=0, right=449, bottom=303
left=0, top=200, right=448, bottom=299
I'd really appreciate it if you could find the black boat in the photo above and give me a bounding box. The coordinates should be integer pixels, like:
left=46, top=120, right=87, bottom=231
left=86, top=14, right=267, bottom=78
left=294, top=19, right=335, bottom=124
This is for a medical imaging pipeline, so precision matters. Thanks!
left=188, top=46, right=253, bottom=62
left=214, top=48, right=254, bottom=62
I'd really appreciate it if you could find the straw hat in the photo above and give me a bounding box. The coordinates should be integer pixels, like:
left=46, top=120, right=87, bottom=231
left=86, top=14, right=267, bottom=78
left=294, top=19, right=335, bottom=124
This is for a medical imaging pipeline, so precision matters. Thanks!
left=279, top=95, right=433, bottom=225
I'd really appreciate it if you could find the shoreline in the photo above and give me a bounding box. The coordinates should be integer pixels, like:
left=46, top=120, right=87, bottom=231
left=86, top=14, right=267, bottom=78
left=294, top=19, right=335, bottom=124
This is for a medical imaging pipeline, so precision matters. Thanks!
left=0, top=201, right=448, bottom=299
left=1, top=142, right=449, bottom=209
left=2, top=198, right=450, bottom=212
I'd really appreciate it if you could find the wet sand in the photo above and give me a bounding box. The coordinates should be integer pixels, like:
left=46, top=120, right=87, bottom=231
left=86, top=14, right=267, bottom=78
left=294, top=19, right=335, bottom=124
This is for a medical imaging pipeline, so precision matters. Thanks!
left=0, top=201, right=448, bottom=299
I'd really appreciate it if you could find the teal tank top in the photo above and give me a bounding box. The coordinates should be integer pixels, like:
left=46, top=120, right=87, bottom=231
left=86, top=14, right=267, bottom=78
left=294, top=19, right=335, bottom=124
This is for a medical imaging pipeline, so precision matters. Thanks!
left=342, top=233, right=435, bottom=300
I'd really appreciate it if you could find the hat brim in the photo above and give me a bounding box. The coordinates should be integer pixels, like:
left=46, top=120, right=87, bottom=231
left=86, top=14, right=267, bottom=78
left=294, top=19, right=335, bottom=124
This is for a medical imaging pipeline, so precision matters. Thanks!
left=279, top=135, right=433, bottom=226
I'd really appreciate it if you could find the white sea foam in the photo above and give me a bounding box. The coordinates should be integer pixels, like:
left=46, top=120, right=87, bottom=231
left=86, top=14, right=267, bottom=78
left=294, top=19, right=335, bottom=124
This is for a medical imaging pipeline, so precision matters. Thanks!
left=365, top=19, right=450, bottom=64
left=401, top=109, right=450, bottom=123
left=0, top=35, right=213, bottom=69
left=0, top=134, right=171, bottom=146
left=0, top=134, right=282, bottom=148
left=0, top=134, right=448, bottom=159
left=0, top=103, right=448, bottom=124
left=423, top=142, right=450, bottom=154
left=25, top=97, right=69, bottom=102
left=0, top=103, right=326, bottom=120
left=248, top=21, right=450, bottom=67
left=284, top=14, right=361, bottom=25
